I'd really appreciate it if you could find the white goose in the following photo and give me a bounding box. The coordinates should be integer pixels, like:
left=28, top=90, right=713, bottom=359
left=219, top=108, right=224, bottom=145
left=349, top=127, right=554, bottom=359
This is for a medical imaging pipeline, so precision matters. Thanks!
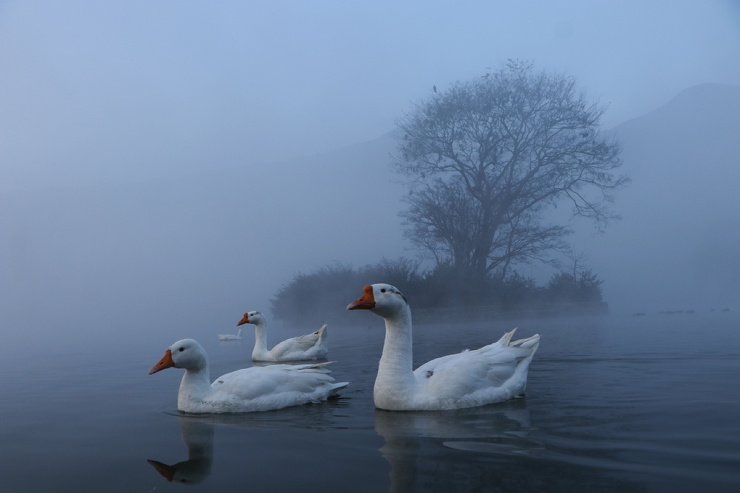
left=347, top=283, right=540, bottom=411
left=149, top=339, right=347, bottom=413
left=236, top=311, right=328, bottom=362
left=217, top=328, right=242, bottom=341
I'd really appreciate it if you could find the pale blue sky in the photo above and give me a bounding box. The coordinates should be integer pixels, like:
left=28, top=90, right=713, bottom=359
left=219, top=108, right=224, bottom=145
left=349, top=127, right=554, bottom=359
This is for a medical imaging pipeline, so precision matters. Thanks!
left=2, top=0, right=739, bottom=191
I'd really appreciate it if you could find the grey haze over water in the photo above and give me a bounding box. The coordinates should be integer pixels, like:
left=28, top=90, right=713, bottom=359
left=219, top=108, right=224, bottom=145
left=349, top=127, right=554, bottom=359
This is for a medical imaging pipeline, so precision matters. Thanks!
left=1, top=2, right=739, bottom=341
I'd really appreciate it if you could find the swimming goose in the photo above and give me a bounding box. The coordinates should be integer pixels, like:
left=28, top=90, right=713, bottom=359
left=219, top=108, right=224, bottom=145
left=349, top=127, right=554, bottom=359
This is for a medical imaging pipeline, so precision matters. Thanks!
left=237, top=311, right=328, bottom=362
left=217, top=328, right=242, bottom=341
left=347, top=283, right=539, bottom=411
left=149, top=339, right=347, bottom=413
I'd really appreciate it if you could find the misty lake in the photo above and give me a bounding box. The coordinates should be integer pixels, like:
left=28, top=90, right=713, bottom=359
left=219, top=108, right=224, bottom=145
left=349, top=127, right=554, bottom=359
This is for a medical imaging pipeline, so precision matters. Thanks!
left=1, top=310, right=739, bottom=492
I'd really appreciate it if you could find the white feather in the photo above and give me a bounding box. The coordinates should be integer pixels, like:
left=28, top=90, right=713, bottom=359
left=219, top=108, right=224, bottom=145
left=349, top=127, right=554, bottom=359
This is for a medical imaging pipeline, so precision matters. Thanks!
left=238, top=311, right=329, bottom=362
left=150, top=339, right=347, bottom=413
left=348, top=283, right=539, bottom=411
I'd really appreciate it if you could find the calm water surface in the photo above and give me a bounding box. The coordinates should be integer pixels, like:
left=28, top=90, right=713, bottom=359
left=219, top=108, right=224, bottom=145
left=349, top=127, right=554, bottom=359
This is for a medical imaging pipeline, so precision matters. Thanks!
left=1, top=311, right=739, bottom=492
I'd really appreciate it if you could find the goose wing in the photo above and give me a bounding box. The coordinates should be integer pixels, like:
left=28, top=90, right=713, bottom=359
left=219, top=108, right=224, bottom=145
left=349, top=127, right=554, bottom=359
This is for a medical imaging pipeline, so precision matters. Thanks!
left=268, top=325, right=327, bottom=359
left=211, top=363, right=338, bottom=402
left=414, top=330, right=539, bottom=401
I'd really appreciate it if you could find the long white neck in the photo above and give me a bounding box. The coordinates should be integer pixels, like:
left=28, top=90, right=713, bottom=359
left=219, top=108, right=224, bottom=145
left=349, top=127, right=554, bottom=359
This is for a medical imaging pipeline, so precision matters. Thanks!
left=252, top=320, right=269, bottom=359
left=374, top=305, right=417, bottom=408
left=178, top=366, right=213, bottom=410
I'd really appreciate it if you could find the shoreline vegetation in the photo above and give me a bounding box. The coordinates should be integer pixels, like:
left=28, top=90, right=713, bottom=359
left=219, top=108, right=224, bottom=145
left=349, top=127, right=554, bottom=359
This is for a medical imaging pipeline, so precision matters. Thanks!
left=271, top=260, right=608, bottom=325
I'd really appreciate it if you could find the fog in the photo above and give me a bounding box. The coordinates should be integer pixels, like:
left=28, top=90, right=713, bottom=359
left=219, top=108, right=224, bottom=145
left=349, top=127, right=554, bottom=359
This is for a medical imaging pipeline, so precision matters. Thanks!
left=568, top=83, right=740, bottom=313
left=1, top=1, right=740, bottom=346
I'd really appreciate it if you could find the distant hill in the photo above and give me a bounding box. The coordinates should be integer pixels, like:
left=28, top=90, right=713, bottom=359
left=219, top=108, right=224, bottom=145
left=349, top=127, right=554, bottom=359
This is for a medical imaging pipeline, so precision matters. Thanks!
left=570, top=83, right=740, bottom=313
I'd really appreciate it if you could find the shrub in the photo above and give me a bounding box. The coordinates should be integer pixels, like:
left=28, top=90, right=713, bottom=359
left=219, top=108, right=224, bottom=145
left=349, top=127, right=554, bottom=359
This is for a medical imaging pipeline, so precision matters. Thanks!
left=271, top=259, right=603, bottom=324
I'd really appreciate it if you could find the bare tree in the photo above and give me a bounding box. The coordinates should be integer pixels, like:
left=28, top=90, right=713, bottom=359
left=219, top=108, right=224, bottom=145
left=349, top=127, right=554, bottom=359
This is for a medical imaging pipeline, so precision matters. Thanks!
left=395, top=60, right=628, bottom=281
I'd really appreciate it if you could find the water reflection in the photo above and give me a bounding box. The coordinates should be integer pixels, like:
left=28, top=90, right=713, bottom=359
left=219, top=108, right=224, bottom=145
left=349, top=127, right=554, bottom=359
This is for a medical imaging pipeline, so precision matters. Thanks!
left=374, top=400, right=544, bottom=492
left=147, top=401, right=351, bottom=487
left=148, top=416, right=214, bottom=486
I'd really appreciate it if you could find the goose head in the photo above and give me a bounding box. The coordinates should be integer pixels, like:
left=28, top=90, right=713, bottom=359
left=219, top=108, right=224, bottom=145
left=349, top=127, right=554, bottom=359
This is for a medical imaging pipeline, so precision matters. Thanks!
left=347, top=283, right=408, bottom=318
left=236, top=311, right=264, bottom=326
left=149, top=339, right=208, bottom=374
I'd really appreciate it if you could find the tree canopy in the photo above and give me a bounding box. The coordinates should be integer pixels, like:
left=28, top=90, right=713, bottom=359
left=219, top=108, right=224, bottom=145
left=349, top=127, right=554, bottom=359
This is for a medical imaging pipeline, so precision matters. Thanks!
left=395, top=60, right=629, bottom=283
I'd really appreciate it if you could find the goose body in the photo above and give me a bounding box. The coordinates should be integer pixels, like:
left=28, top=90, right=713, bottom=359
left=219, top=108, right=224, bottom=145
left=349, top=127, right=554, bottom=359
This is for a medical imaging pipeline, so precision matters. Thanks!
left=149, top=339, right=347, bottom=413
left=237, top=311, right=328, bottom=362
left=347, top=283, right=539, bottom=411
left=217, top=328, right=242, bottom=341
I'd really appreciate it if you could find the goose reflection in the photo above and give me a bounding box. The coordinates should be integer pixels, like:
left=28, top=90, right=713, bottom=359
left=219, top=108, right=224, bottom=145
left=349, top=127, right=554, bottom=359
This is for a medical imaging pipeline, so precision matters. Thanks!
left=148, top=416, right=214, bottom=485
left=374, top=400, right=543, bottom=492
left=147, top=401, right=348, bottom=486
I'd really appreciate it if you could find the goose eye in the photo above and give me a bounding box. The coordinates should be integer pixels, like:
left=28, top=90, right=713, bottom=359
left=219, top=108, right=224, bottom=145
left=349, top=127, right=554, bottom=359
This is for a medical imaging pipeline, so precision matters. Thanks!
left=178, top=347, right=185, bottom=352
left=381, top=288, right=386, bottom=293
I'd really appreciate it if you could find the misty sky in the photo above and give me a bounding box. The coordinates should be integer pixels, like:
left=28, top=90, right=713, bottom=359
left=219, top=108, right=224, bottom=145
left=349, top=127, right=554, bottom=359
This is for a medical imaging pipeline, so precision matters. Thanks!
left=1, top=1, right=740, bottom=333
left=2, top=1, right=740, bottom=193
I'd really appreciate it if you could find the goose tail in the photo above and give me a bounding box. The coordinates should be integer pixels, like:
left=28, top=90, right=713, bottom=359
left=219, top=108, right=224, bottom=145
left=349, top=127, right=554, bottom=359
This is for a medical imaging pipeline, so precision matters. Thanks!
left=498, top=327, right=540, bottom=350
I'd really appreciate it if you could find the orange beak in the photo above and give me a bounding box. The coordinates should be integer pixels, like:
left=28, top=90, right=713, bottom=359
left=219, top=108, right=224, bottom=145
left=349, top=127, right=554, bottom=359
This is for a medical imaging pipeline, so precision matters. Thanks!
left=236, top=313, right=250, bottom=326
left=149, top=349, right=175, bottom=374
left=346, top=285, right=376, bottom=310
